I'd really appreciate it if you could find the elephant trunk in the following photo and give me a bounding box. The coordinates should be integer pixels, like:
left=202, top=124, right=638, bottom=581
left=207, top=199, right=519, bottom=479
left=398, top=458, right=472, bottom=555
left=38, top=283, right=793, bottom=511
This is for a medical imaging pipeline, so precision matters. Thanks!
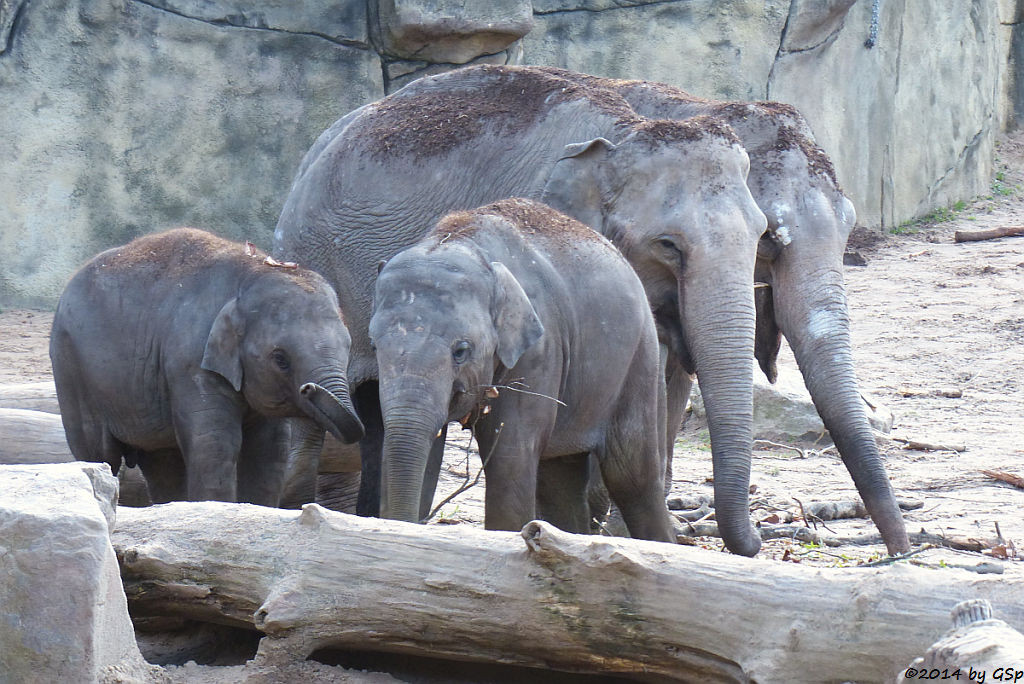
left=378, top=374, right=451, bottom=523
left=298, top=370, right=365, bottom=444
left=683, top=277, right=761, bottom=557
left=775, top=264, right=910, bottom=555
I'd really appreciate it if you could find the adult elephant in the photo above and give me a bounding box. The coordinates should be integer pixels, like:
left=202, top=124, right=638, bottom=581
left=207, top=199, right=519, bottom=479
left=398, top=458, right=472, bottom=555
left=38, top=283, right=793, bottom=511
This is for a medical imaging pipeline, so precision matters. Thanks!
left=275, top=65, right=767, bottom=556
left=535, top=69, right=910, bottom=556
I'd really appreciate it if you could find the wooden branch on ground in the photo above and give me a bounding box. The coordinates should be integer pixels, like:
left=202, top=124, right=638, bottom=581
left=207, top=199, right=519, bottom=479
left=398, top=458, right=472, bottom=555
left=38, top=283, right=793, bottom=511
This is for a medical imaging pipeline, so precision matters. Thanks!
left=0, top=381, right=59, bottom=413
left=953, top=226, right=1024, bottom=242
left=112, top=502, right=1024, bottom=683
left=890, top=436, right=966, bottom=453
left=981, top=470, right=1024, bottom=490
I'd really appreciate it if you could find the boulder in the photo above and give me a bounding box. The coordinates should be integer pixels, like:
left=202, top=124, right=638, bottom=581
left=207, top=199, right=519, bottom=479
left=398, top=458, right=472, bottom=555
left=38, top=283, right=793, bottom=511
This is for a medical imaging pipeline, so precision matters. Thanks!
left=0, top=462, right=155, bottom=683
left=375, top=0, right=532, bottom=64
left=689, top=360, right=893, bottom=443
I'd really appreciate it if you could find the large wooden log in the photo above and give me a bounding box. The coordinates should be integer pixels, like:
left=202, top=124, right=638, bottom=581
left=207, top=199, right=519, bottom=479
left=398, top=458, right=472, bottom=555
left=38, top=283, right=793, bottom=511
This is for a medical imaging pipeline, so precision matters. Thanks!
left=112, top=503, right=1024, bottom=683
left=0, top=381, right=60, bottom=413
left=0, top=408, right=151, bottom=506
left=0, top=407, right=73, bottom=464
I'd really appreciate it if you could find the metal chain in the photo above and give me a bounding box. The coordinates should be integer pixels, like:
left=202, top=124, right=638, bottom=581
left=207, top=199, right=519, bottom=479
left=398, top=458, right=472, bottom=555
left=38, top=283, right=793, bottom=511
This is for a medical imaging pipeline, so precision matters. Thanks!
left=865, top=0, right=881, bottom=48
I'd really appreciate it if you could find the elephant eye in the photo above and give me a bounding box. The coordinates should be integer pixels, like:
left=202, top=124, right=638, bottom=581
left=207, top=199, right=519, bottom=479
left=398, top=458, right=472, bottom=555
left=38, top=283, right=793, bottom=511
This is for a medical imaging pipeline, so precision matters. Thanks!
left=271, top=349, right=290, bottom=371
left=452, top=340, right=472, bottom=365
left=656, top=238, right=676, bottom=251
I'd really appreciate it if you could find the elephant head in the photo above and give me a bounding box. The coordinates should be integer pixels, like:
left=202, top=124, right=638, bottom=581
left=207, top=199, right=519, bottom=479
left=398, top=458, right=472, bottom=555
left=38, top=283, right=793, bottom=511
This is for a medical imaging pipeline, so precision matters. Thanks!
left=542, top=117, right=767, bottom=556
left=201, top=270, right=365, bottom=445
left=369, top=237, right=543, bottom=522
left=745, top=116, right=910, bottom=555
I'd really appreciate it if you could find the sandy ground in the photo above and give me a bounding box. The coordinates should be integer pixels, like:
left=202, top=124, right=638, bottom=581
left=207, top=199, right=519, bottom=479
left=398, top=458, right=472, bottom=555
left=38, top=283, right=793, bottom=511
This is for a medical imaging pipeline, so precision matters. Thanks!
left=2, top=137, right=1023, bottom=679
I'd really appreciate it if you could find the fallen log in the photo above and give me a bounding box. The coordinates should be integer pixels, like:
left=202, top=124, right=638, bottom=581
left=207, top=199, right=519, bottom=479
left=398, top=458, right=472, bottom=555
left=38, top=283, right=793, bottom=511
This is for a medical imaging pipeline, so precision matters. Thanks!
left=112, top=502, right=1024, bottom=683
left=981, top=469, right=1024, bottom=490
left=0, top=381, right=60, bottom=413
left=0, top=408, right=151, bottom=506
left=0, top=407, right=74, bottom=464
left=953, top=226, right=1024, bottom=242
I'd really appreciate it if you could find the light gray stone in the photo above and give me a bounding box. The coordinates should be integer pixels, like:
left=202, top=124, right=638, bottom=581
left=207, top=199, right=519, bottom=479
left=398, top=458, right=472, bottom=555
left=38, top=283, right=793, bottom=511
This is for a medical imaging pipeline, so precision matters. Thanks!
left=0, top=0, right=383, bottom=307
left=690, top=361, right=893, bottom=443
left=524, top=0, right=790, bottom=102
left=0, top=462, right=154, bottom=683
left=375, top=0, right=532, bottom=63
left=768, top=0, right=1000, bottom=230
left=384, top=39, right=524, bottom=92
left=781, top=0, right=856, bottom=52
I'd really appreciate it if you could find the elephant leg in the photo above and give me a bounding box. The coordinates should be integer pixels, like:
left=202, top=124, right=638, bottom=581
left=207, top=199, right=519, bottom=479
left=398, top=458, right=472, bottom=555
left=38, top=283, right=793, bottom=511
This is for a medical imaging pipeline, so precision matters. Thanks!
left=278, top=418, right=325, bottom=509
left=172, top=397, right=243, bottom=502
left=352, top=381, right=385, bottom=517
left=137, top=448, right=187, bottom=504
left=237, top=418, right=290, bottom=506
left=419, top=424, right=447, bottom=522
left=316, top=471, right=361, bottom=513
left=663, top=352, right=693, bottom=496
left=475, top=418, right=544, bottom=531
left=536, top=453, right=591, bottom=534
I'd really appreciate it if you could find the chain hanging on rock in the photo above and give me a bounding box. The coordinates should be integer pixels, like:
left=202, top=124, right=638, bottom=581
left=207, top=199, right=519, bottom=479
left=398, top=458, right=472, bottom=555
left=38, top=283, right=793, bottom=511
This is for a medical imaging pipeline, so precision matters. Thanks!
left=865, top=0, right=881, bottom=48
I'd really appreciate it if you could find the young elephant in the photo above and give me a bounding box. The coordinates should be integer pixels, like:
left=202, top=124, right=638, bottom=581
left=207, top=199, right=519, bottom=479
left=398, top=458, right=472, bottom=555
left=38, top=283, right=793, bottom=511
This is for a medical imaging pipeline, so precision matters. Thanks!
left=50, top=228, right=364, bottom=505
left=369, top=198, right=675, bottom=542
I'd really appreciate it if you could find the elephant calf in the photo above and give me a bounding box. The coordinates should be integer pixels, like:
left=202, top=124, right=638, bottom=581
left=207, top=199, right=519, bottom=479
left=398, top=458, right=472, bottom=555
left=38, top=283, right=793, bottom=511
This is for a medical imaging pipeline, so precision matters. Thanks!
left=50, top=228, right=364, bottom=505
left=369, top=198, right=675, bottom=542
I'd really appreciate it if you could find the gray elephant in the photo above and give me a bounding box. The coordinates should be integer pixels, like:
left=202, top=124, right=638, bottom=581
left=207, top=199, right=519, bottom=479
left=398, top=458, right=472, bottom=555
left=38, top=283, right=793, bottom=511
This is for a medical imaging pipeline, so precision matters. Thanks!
left=532, top=69, right=910, bottom=556
left=50, top=228, right=364, bottom=505
left=275, top=65, right=768, bottom=555
left=370, top=198, right=675, bottom=541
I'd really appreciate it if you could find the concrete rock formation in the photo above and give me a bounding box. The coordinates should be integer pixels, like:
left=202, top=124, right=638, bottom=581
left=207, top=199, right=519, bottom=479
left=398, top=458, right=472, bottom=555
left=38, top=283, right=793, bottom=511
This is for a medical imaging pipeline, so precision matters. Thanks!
left=1, top=0, right=1021, bottom=306
left=690, top=360, right=893, bottom=443
left=0, top=462, right=155, bottom=683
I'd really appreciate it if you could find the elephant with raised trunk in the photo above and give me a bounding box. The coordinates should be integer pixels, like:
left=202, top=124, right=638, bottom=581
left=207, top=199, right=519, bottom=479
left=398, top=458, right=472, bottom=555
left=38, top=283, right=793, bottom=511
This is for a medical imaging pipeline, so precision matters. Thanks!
left=370, top=198, right=675, bottom=541
left=275, top=65, right=767, bottom=555
left=50, top=228, right=364, bottom=505
left=535, top=68, right=911, bottom=556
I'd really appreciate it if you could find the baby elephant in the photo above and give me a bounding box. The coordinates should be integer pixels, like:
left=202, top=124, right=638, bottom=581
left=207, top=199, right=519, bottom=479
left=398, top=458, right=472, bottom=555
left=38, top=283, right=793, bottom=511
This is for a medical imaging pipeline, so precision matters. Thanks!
left=370, top=198, right=675, bottom=542
left=50, top=228, right=364, bottom=505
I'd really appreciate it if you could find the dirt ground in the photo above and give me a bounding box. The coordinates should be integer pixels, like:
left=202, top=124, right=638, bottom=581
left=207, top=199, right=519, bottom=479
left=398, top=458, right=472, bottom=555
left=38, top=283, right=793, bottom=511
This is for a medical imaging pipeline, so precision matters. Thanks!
left=2, top=136, right=1023, bottom=677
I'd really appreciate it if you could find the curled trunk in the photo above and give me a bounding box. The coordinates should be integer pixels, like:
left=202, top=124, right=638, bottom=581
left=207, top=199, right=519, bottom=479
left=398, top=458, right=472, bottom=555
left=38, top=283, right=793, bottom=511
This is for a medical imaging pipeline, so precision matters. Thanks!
left=298, top=373, right=364, bottom=444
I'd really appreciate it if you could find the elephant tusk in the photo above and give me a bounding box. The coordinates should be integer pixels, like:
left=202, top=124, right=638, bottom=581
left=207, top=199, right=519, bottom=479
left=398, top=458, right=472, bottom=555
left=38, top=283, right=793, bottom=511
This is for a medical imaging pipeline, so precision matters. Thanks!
left=484, top=386, right=500, bottom=399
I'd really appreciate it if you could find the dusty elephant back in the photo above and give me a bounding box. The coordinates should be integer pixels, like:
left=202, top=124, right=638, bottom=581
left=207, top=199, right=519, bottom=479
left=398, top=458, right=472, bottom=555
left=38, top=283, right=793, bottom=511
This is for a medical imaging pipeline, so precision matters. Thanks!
left=273, top=65, right=643, bottom=384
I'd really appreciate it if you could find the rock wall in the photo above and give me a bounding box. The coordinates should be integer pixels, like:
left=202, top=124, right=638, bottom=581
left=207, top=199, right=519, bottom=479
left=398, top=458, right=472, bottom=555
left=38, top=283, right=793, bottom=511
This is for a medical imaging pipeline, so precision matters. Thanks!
left=0, top=0, right=1017, bottom=306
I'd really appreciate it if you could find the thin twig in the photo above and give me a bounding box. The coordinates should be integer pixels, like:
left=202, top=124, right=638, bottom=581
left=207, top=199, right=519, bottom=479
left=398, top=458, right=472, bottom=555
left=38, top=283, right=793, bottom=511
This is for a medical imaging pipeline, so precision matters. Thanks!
left=754, top=440, right=806, bottom=458
left=860, top=544, right=936, bottom=567
left=484, top=383, right=567, bottom=407
left=423, top=422, right=504, bottom=522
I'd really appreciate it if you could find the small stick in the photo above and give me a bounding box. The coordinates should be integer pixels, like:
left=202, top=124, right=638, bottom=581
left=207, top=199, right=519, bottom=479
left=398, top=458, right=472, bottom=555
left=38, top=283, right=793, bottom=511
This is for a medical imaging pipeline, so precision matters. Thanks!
left=423, top=422, right=504, bottom=522
left=483, top=383, right=567, bottom=407
left=954, top=226, right=1024, bottom=242
left=891, top=437, right=966, bottom=453
left=754, top=440, right=806, bottom=458
left=981, top=470, right=1024, bottom=490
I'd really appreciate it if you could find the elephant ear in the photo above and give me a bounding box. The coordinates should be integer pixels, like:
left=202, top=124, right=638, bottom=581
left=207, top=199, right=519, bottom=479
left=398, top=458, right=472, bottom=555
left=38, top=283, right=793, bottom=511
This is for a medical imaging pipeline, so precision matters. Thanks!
left=490, top=262, right=544, bottom=369
left=754, top=283, right=781, bottom=384
left=540, top=137, right=616, bottom=230
left=201, top=297, right=245, bottom=392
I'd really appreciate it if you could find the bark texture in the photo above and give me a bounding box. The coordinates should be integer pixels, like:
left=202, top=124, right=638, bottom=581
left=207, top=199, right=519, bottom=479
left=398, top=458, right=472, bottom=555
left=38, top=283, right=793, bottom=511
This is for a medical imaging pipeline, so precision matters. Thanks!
left=112, top=502, right=1024, bottom=683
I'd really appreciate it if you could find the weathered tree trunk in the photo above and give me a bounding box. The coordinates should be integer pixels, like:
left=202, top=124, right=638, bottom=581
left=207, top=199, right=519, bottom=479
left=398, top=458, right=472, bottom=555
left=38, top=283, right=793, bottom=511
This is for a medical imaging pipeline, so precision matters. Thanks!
left=0, top=408, right=151, bottom=506
left=0, top=381, right=60, bottom=413
left=0, top=407, right=73, bottom=464
left=112, top=502, right=1024, bottom=683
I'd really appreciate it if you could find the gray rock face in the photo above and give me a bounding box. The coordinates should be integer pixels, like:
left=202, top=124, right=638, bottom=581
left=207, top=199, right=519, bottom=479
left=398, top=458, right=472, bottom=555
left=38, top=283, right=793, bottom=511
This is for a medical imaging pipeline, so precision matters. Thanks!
left=0, top=462, right=154, bottom=683
left=690, top=361, right=893, bottom=443
left=0, top=0, right=384, bottom=307
left=375, top=0, right=532, bottom=63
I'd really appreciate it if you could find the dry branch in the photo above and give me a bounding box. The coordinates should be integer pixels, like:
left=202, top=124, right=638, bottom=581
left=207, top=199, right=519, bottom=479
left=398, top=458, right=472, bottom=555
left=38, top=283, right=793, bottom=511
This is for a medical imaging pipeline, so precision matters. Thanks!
left=981, top=470, right=1024, bottom=490
left=113, top=503, right=1024, bottom=683
left=953, top=226, right=1024, bottom=242
left=891, top=436, right=966, bottom=453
